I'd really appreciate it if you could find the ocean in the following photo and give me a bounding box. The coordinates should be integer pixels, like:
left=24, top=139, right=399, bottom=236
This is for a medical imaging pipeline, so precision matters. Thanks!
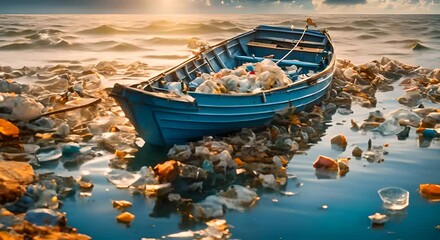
left=1, top=14, right=439, bottom=239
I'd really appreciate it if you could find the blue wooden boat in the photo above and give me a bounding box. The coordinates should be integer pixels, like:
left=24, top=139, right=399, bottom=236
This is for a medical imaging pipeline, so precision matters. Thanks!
left=111, top=25, right=335, bottom=146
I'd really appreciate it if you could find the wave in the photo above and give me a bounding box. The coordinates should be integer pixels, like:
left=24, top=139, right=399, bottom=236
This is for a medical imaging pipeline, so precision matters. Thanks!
left=356, top=34, right=377, bottom=40
left=0, top=29, right=37, bottom=37
left=77, top=25, right=135, bottom=35
left=143, top=54, right=189, bottom=60
left=143, top=37, right=188, bottom=45
left=142, top=21, right=245, bottom=34
left=352, top=20, right=377, bottom=28
left=103, top=42, right=149, bottom=51
left=384, top=39, right=421, bottom=45
left=208, top=20, right=237, bottom=28
left=367, top=28, right=390, bottom=36
left=164, top=25, right=245, bottom=35
left=326, top=26, right=361, bottom=31
left=0, top=39, right=78, bottom=50
left=408, top=42, right=432, bottom=51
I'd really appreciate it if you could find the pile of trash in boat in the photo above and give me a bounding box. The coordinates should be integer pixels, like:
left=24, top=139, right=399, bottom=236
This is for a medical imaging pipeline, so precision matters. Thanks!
left=165, top=59, right=315, bottom=95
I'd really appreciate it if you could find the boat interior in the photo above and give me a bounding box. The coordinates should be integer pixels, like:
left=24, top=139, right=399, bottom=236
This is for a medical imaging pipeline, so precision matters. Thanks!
left=139, top=25, right=333, bottom=93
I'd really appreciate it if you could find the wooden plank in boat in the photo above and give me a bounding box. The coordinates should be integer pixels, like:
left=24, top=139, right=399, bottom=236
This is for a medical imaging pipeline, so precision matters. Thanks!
left=255, top=37, right=324, bottom=47
left=247, top=41, right=324, bottom=54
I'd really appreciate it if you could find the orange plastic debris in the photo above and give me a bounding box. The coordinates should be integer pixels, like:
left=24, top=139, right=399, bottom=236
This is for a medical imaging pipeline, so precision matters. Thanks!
left=36, top=133, right=53, bottom=139
left=154, top=160, right=179, bottom=182
left=330, top=134, right=347, bottom=150
left=419, top=184, right=440, bottom=201
left=0, top=118, right=19, bottom=137
left=116, top=212, right=135, bottom=223
left=115, top=150, right=127, bottom=158
left=313, top=155, right=339, bottom=170
left=234, top=157, right=246, bottom=167
left=289, top=115, right=301, bottom=125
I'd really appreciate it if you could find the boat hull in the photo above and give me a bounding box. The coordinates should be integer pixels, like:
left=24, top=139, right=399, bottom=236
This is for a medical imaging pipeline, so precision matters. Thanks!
left=112, top=69, right=333, bottom=146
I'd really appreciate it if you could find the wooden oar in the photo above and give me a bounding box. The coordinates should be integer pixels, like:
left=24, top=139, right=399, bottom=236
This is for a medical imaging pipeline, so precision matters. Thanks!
left=31, top=97, right=101, bottom=121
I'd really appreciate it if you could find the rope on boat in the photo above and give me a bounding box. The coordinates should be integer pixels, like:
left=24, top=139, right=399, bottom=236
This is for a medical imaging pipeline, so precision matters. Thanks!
left=275, top=26, right=308, bottom=65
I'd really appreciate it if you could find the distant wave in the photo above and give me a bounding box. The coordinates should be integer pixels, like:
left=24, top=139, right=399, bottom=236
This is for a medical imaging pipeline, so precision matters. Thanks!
left=77, top=25, right=135, bottom=35
left=352, top=20, right=377, bottom=27
left=356, top=34, right=377, bottom=40
left=384, top=39, right=421, bottom=45
left=327, top=26, right=361, bottom=31
left=143, top=54, right=189, bottom=59
left=142, top=21, right=245, bottom=34
left=208, top=20, right=237, bottom=28
left=0, top=29, right=37, bottom=37
left=103, top=42, right=150, bottom=51
left=143, top=37, right=188, bottom=45
left=368, top=28, right=390, bottom=36
left=408, top=42, right=431, bottom=51
left=0, top=39, right=77, bottom=50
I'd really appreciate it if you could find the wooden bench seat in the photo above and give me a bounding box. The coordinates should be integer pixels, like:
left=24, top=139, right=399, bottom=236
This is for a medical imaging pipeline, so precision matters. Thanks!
left=247, top=41, right=324, bottom=54
left=235, top=55, right=319, bottom=68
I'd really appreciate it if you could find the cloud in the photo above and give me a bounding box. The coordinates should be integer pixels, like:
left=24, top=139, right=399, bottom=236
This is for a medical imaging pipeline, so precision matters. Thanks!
left=324, top=0, right=366, bottom=4
left=312, top=0, right=440, bottom=13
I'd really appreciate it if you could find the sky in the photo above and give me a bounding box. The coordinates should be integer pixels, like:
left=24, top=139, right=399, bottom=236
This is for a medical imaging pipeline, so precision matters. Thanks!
left=0, top=0, right=439, bottom=14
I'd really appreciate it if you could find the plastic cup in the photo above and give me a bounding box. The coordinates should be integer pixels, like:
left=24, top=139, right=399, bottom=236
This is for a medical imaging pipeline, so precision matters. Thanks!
left=377, top=187, right=409, bottom=210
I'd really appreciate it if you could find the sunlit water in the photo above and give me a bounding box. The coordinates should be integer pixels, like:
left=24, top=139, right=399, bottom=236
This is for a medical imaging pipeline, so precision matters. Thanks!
left=1, top=14, right=439, bottom=239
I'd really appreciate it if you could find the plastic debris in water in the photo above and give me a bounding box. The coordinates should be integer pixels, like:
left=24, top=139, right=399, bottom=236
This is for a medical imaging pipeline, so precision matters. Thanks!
left=112, top=200, right=133, bottom=209
left=24, top=208, right=61, bottom=227
left=368, top=212, right=388, bottom=224
left=396, top=126, right=411, bottom=140
left=352, top=146, right=363, bottom=157
left=419, top=184, right=440, bottom=201
left=116, top=212, right=135, bottom=224
left=0, top=118, right=19, bottom=137
left=378, top=187, right=409, bottom=210
left=313, top=155, right=339, bottom=170
left=106, top=169, right=140, bottom=188
left=36, top=147, right=62, bottom=162
left=372, top=118, right=404, bottom=136
left=330, top=134, right=347, bottom=150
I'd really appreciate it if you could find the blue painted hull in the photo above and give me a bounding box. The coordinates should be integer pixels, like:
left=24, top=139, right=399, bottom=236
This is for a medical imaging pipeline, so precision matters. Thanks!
left=112, top=25, right=335, bottom=146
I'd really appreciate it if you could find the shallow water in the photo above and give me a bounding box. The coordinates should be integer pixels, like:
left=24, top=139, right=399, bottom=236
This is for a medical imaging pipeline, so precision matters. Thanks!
left=2, top=14, right=440, bottom=239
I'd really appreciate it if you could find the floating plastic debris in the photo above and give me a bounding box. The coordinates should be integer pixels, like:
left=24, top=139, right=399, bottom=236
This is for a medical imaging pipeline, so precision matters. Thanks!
left=419, top=184, right=440, bottom=201
left=313, top=155, right=338, bottom=170
left=24, top=208, right=62, bottom=227
left=112, top=200, right=133, bottom=209
left=352, top=146, right=363, bottom=157
left=378, top=187, right=409, bottom=210
left=330, top=134, right=347, bottom=151
left=368, top=212, right=388, bottom=224
left=116, top=212, right=135, bottom=224
left=106, top=169, right=140, bottom=188
left=36, top=147, right=62, bottom=162
left=373, top=118, right=404, bottom=136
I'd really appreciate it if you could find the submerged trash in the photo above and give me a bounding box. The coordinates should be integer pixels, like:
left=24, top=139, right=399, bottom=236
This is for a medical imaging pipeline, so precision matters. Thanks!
left=378, top=187, right=409, bottom=210
left=368, top=212, right=388, bottom=225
